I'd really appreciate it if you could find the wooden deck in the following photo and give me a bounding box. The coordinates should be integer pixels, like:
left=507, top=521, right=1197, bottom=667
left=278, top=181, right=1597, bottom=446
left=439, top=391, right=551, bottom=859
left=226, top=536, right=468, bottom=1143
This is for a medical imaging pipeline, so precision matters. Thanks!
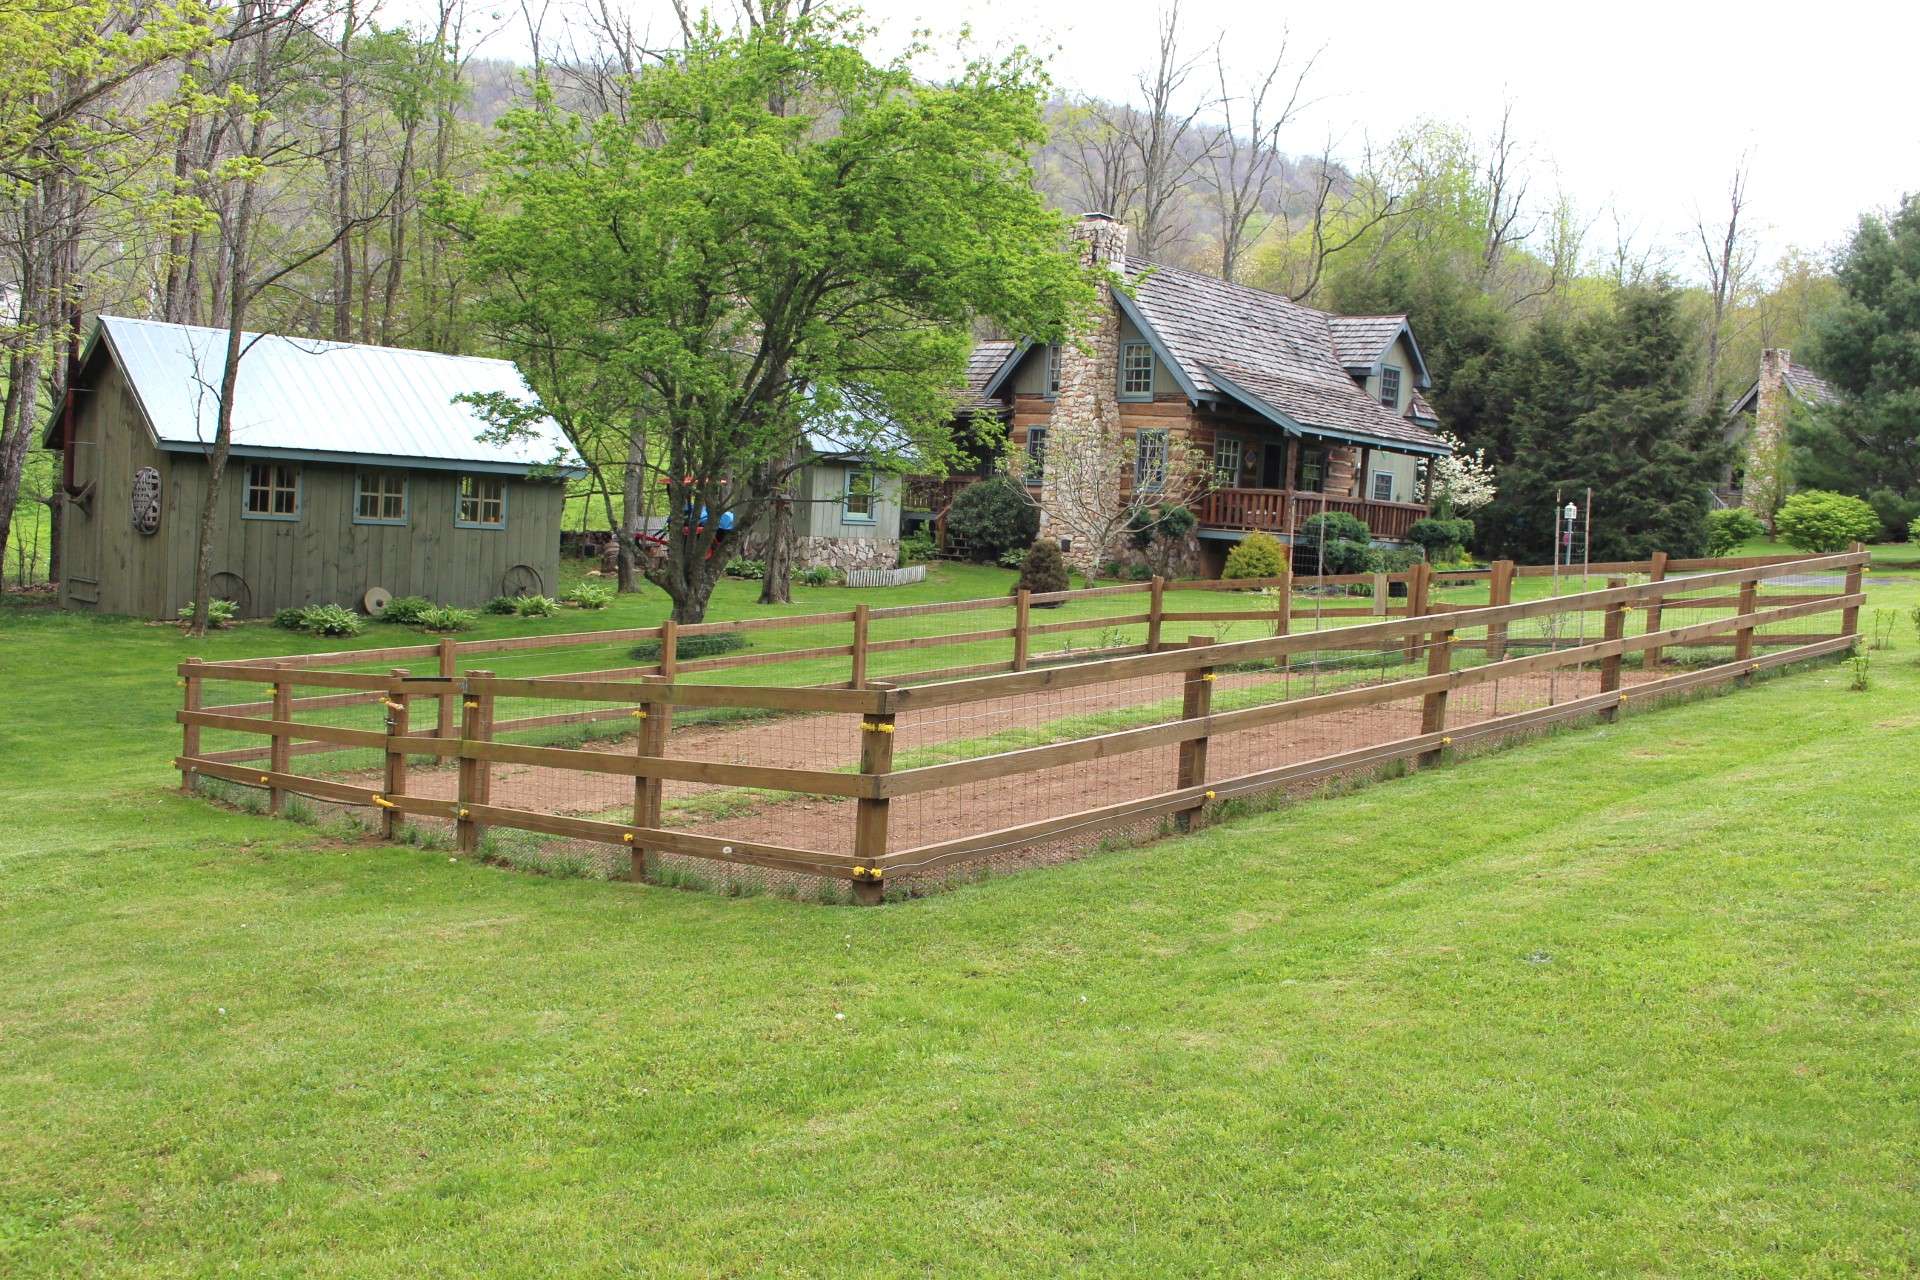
left=1199, top=487, right=1429, bottom=542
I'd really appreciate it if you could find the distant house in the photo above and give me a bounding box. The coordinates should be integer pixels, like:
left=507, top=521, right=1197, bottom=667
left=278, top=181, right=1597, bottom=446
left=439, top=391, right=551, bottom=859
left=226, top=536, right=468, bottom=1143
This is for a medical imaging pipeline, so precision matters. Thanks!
left=1721, top=347, right=1837, bottom=508
left=959, top=212, right=1451, bottom=572
left=779, top=429, right=903, bottom=572
left=45, top=315, right=580, bottom=618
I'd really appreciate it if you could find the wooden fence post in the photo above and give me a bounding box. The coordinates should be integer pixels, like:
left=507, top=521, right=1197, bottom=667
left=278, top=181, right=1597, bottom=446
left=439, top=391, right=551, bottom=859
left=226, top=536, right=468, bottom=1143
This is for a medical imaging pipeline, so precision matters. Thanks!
left=1486, top=559, right=1515, bottom=663
left=1642, top=551, right=1669, bottom=670
left=1841, top=542, right=1865, bottom=639
left=1402, top=562, right=1432, bottom=663
left=630, top=687, right=671, bottom=883
left=851, top=603, right=870, bottom=689
left=1372, top=569, right=1389, bottom=616
left=455, top=671, right=495, bottom=856
left=180, top=657, right=203, bottom=794
left=1274, top=567, right=1292, bottom=669
left=268, top=678, right=292, bottom=815
left=1599, top=578, right=1628, bottom=721
left=1417, top=626, right=1454, bottom=767
left=1733, top=574, right=1759, bottom=680
left=1175, top=636, right=1216, bottom=832
left=1011, top=588, right=1033, bottom=671
left=381, top=669, right=410, bottom=839
left=1146, top=576, right=1165, bottom=653
left=436, top=636, right=457, bottom=740
left=852, top=702, right=896, bottom=905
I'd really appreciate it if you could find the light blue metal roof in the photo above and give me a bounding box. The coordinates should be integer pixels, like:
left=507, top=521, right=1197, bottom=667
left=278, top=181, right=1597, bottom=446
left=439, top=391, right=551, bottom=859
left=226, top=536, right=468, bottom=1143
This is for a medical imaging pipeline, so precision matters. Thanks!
left=91, top=315, right=581, bottom=475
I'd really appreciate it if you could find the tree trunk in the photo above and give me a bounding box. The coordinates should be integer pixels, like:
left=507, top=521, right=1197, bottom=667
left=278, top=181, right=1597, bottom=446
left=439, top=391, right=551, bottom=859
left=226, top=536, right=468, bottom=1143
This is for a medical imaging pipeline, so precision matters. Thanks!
left=46, top=488, right=63, bottom=586
left=332, top=0, right=356, bottom=342
left=759, top=493, right=792, bottom=605
left=617, top=426, right=645, bottom=593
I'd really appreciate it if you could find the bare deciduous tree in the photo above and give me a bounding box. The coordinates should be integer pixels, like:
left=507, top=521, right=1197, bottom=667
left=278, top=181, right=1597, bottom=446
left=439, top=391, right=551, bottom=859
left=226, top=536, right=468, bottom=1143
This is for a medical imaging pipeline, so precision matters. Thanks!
left=1692, top=156, right=1755, bottom=414
left=1207, top=30, right=1317, bottom=282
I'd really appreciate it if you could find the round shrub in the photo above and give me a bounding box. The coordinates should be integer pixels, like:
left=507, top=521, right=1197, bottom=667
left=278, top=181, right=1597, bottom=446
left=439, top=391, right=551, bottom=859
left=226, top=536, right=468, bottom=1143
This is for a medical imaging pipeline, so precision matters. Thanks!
left=1908, top=515, right=1920, bottom=544
left=1774, top=490, right=1880, bottom=553
left=1015, top=539, right=1070, bottom=599
left=1295, top=510, right=1370, bottom=550
left=946, top=475, right=1040, bottom=562
left=482, top=595, right=520, bottom=615
left=1222, top=531, right=1288, bottom=580
left=297, top=603, right=364, bottom=637
left=271, top=606, right=306, bottom=630
left=1319, top=538, right=1381, bottom=575
left=512, top=594, right=560, bottom=618
left=1406, top=516, right=1474, bottom=562
left=1705, top=507, right=1767, bottom=556
left=418, top=605, right=477, bottom=633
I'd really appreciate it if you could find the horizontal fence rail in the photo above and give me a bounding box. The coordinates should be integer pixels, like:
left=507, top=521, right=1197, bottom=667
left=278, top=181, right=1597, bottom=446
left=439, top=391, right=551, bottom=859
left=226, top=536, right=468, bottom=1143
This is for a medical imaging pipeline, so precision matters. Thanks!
left=176, top=548, right=1871, bottom=902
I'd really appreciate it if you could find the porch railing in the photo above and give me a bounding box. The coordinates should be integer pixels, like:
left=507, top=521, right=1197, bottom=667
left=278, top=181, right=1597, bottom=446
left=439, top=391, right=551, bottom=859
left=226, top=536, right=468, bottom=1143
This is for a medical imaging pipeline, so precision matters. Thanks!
left=1199, top=488, right=1429, bottom=542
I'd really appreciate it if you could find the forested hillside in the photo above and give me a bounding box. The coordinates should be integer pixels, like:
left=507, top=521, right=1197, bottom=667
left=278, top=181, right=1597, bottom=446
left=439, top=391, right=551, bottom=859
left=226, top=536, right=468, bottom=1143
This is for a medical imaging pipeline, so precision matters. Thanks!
left=0, top=0, right=1877, bottom=589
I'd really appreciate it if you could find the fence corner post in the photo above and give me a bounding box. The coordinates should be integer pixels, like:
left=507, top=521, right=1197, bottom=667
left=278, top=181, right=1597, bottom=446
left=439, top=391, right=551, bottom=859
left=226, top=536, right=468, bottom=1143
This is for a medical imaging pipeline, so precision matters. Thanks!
left=1014, top=588, right=1032, bottom=671
left=853, top=699, right=896, bottom=906
left=180, top=657, right=204, bottom=795
left=1417, top=625, right=1454, bottom=767
left=1841, top=542, right=1866, bottom=640
left=268, top=678, right=292, bottom=815
left=1643, top=551, right=1669, bottom=670
left=1600, top=578, right=1628, bottom=720
left=1175, top=636, right=1216, bottom=832
left=1146, top=576, right=1165, bottom=653
left=851, top=603, right=870, bottom=689
left=382, top=668, right=411, bottom=839
left=455, top=670, right=495, bottom=856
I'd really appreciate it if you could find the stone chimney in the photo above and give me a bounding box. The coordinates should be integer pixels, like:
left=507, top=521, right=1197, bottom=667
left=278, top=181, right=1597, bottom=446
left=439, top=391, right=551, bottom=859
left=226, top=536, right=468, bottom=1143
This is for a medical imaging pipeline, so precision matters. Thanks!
left=1741, top=348, right=1792, bottom=515
left=1039, top=213, right=1130, bottom=574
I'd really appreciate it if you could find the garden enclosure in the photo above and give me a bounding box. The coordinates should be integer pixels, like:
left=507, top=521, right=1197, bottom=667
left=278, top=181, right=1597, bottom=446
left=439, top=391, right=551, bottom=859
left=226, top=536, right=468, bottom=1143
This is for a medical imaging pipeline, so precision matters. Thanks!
left=176, top=549, right=1869, bottom=902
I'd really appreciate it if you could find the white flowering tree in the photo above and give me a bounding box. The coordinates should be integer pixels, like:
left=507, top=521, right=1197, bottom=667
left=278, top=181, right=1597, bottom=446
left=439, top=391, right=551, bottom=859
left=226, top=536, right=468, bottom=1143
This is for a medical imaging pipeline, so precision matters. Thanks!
left=1419, top=432, right=1496, bottom=516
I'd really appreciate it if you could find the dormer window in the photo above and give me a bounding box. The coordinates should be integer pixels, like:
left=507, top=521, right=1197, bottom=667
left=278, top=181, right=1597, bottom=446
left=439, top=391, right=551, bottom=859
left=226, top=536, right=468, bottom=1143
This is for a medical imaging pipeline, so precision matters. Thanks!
left=1119, top=341, right=1154, bottom=399
left=1379, top=365, right=1402, bottom=410
left=1045, top=343, right=1062, bottom=397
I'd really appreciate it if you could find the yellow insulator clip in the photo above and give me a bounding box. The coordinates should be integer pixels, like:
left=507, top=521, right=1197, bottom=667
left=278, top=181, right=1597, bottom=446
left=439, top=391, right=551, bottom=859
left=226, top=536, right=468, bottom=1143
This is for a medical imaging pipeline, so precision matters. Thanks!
left=860, top=721, right=895, bottom=733
left=258, top=774, right=270, bottom=784
left=463, top=699, right=480, bottom=710
left=622, top=832, right=634, bottom=844
left=851, top=865, right=884, bottom=881
left=382, top=699, right=405, bottom=712
left=1199, top=672, right=1216, bottom=682
left=372, top=795, right=396, bottom=810
left=1203, top=790, right=1216, bottom=801
left=629, top=709, right=648, bottom=719
left=1441, top=736, right=1453, bottom=746
left=457, top=808, right=470, bottom=819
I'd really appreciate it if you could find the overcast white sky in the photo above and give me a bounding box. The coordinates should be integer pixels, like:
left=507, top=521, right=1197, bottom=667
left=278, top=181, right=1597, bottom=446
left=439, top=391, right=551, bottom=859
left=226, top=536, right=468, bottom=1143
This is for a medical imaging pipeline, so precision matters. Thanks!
left=470, top=0, right=1920, bottom=284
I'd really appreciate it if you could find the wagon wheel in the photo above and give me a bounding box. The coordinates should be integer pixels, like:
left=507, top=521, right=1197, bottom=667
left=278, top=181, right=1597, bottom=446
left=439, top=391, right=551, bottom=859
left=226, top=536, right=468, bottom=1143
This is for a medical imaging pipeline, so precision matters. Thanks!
left=500, top=564, right=544, bottom=598
left=209, top=571, right=252, bottom=617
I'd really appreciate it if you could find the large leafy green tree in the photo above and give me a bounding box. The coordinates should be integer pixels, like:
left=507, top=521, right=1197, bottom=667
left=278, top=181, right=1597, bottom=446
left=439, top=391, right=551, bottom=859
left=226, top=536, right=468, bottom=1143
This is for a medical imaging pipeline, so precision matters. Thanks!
left=1476, top=283, right=1729, bottom=561
left=1792, top=195, right=1920, bottom=538
left=446, top=14, right=1095, bottom=622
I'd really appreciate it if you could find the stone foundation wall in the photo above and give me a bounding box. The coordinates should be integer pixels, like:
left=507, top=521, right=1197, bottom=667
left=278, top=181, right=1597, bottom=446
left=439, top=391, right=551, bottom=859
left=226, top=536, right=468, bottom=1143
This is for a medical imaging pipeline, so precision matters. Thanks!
left=795, top=535, right=898, bottom=574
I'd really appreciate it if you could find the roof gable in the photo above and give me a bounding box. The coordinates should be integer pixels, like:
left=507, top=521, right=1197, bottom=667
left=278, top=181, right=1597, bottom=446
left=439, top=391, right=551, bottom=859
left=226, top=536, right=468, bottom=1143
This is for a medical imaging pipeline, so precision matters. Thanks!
left=58, top=315, right=580, bottom=474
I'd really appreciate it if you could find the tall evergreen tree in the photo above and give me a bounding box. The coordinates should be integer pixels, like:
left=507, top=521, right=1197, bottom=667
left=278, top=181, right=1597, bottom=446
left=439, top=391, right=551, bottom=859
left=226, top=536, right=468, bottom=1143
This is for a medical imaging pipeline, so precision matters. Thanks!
left=1478, top=283, right=1728, bottom=561
left=1792, top=195, right=1920, bottom=538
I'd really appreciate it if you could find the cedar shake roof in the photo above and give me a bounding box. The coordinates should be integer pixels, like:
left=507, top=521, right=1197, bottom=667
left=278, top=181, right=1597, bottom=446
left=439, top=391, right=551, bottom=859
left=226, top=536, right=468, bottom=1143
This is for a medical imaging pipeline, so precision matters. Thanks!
left=1325, top=314, right=1409, bottom=369
left=1407, top=389, right=1440, bottom=425
left=1726, top=359, right=1839, bottom=417
left=960, top=340, right=1016, bottom=410
left=1117, top=259, right=1449, bottom=454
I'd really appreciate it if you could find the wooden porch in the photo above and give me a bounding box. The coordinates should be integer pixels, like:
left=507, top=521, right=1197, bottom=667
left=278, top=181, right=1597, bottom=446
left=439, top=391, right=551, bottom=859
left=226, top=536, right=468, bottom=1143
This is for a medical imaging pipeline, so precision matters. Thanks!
left=1198, top=487, right=1429, bottom=542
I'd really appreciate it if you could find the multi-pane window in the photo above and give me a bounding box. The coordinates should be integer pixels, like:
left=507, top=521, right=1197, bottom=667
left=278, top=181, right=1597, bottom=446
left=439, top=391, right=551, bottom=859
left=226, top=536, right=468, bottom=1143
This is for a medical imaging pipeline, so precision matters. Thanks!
left=1213, top=436, right=1242, bottom=486
left=1134, top=428, right=1168, bottom=491
left=1298, top=446, right=1326, bottom=492
left=1024, top=427, right=1048, bottom=485
left=456, top=474, right=506, bottom=528
left=355, top=469, right=407, bottom=523
left=1371, top=470, right=1395, bottom=502
left=1379, top=364, right=1402, bottom=410
left=1045, top=343, right=1062, bottom=396
left=843, top=469, right=877, bottom=522
left=242, top=462, right=298, bottom=519
left=1119, top=341, right=1154, bottom=398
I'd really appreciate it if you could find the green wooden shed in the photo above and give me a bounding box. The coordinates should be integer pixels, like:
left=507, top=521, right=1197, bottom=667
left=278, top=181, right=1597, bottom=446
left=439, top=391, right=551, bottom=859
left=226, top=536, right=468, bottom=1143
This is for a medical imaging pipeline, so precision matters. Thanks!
left=45, top=316, right=581, bottom=618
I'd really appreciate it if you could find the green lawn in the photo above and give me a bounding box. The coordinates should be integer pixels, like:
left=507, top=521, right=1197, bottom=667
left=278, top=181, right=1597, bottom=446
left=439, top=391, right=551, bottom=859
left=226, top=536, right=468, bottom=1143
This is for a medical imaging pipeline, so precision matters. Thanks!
left=3, top=559, right=1918, bottom=1276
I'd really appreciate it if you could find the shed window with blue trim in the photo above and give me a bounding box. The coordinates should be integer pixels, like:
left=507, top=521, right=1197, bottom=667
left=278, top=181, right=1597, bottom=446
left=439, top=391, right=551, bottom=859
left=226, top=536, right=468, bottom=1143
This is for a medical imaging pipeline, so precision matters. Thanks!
left=843, top=469, right=878, bottom=522
left=456, top=475, right=506, bottom=528
left=242, top=462, right=299, bottom=520
left=1119, top=341, right=1154, bottom=399
left=354, top=469, right=408, bottom=524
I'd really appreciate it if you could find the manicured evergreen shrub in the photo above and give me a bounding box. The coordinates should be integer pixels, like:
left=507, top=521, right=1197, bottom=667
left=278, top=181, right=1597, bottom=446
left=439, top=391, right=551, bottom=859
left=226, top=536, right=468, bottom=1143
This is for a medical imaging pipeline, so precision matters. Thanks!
left=1319, top=538, right=1381, bottom=575
left=1222, top=531, right=1287, bottom=580
left=1774, top=490, right=1880, bottom=553
left=629, top=631, right=748, bottom=662
left=1705, top=508, right=1767, bottom=556
left=946, top=475, right=1040, bottom=561
left=1406, top=517, right=1474, bottom=562
left=1015, top=539, right=1070, bottom=599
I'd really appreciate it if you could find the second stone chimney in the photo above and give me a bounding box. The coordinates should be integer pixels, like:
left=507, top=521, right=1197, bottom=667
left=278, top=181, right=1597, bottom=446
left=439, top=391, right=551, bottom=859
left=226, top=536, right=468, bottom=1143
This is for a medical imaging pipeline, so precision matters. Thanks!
left=1038, top=213, right=1130, bottom=573
left=1072, top=210, right=1130, bottom=271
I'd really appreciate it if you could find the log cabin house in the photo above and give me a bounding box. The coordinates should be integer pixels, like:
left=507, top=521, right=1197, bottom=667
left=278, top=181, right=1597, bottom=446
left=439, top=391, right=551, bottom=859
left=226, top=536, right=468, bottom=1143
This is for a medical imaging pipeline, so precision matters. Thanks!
left=933, top=212, right=1451, bottom=573
left=46, top=315, right=580, bottom=618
